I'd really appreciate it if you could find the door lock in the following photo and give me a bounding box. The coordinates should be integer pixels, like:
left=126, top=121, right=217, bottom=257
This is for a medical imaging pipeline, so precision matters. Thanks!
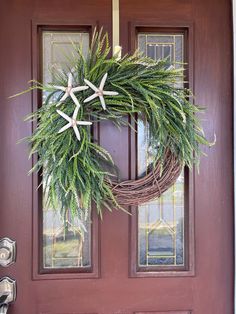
left=0, top=248, right=11, bottom=262
left=0, top=238, right=16, bottom=267
left=0, top=277, right=16, bottom=314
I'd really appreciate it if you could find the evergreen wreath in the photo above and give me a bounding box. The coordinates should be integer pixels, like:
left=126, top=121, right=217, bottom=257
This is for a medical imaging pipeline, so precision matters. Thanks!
left=16, top=29, right=213, bottom=224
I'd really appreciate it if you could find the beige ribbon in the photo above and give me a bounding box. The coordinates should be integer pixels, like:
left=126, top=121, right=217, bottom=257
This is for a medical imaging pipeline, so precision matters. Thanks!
left=112, top=0, right=122, bottom=60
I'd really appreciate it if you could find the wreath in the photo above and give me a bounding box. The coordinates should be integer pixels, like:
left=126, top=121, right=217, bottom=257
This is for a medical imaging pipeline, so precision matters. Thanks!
left=16, top=30, right=213, bottom=225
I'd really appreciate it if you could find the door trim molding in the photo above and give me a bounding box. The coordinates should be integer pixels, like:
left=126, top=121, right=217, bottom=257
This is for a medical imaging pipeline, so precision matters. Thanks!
left=126, top=21, right=195, bottom=278
left=30, top=20, right=100, bottom=280
left=233, top=1, right=236, bottom=312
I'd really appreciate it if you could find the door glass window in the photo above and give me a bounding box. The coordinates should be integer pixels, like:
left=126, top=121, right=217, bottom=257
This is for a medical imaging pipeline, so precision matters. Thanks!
left=137, top=33, right=185, bottom=268
left=42, top=31, right=91, bottom=269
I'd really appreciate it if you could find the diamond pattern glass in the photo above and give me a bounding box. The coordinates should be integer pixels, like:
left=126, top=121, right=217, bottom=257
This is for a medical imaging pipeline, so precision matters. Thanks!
left=137, top=33, right=185, bottom=267
left=42, top=31, right=91, bottom=269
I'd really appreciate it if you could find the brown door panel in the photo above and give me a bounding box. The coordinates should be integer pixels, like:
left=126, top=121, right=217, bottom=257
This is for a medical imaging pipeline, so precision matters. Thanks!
left=0, top=0, right=233, bottom=313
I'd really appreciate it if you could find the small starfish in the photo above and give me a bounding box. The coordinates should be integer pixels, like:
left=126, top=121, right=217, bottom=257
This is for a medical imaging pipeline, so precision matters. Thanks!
left=57, top=106, right=92, bottom=141
left=84, top=73, right=119, bottom=110
left=54, top=73, right=88, bottom=108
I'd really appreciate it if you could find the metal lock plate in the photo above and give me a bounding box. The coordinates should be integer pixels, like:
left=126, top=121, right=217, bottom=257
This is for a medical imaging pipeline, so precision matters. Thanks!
left=0, top=238, right=16, bottom=267
left=0, top=277, right=16, bottom=305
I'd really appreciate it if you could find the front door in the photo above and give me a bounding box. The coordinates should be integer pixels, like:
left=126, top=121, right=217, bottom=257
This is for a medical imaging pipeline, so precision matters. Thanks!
left=0, top=1, right=234, bottom=313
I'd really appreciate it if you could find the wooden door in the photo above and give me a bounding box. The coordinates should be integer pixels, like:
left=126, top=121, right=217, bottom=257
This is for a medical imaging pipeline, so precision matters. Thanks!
left=0, top=0, right=233, bottom=313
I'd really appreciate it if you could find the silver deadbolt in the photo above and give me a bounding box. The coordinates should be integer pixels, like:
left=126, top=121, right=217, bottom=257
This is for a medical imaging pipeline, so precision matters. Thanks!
left=0, top=249, right=11, bottom=261
left=0, top=238, right=16, bottom=267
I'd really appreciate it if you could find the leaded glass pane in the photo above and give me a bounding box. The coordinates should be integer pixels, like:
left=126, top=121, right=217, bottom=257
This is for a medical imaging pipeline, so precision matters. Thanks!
left=42, top=31, right=91, bottom=269
left=137, top=33, right=185, bottom=267
left=43, top=32, right=89, bottom=84
left=43, top=210, right=91, bottom=268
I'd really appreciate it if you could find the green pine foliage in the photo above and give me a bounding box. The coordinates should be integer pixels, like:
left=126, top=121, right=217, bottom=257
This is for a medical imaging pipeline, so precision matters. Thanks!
left=21, top=29, right=212, bottom=221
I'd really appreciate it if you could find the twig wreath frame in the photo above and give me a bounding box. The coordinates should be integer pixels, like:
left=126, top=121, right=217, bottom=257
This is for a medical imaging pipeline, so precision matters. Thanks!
left=16, top=29, right=213, bottom=224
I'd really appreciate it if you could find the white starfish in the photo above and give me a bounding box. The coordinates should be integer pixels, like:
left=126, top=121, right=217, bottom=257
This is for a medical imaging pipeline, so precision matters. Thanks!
left=57, top=106, right=92, bottom=141
left=83, top=73, right=119, bottom=110
left=54, top=73, right=88, bottom=108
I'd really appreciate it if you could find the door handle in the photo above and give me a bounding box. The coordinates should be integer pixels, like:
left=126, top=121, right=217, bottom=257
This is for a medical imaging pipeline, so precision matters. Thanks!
left=0, top=277, right=16, bottom=314
left=0, top=238, right=16, bottom=267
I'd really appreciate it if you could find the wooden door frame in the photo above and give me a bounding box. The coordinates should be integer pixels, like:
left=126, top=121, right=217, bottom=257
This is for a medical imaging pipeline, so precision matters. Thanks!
left=31, top=20, right=102, bottom=280
left=126, top=21, right=195, bottom=277
left=233, top=0, right=236, bottom=312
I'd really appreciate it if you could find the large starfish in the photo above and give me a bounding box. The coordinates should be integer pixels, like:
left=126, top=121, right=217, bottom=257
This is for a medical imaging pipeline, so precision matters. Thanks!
left=57, top=106, right=92, bottom=141
left=83, top=73, right=118, bottom=110
left=54, top=73, right=88, bottom=108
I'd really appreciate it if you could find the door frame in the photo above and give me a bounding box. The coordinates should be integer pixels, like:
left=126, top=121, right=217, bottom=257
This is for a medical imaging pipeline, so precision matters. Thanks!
left=31, top=20, right=101, bottom=280
left=233, top=0, right=236, bottom=312
left=127, top=21, right=195, bottom=277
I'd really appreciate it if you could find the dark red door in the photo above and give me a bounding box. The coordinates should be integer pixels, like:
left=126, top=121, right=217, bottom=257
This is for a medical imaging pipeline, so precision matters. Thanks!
left=0, top=0, right=233, bottom=313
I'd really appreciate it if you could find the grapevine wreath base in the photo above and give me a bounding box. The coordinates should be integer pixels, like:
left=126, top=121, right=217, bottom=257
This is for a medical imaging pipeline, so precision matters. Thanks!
left=109, top=150, right=182, bottom=206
